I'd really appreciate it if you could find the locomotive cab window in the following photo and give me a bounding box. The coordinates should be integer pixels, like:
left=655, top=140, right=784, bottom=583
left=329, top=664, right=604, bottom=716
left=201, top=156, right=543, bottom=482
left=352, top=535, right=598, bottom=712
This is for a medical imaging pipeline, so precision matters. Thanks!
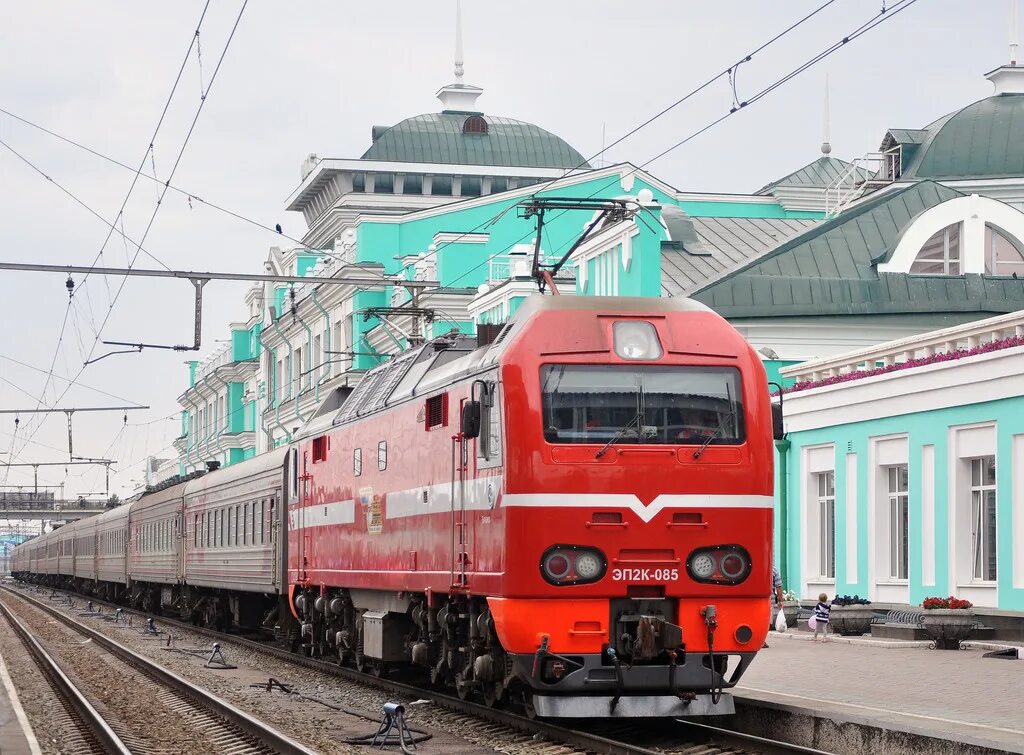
left=541, top=364, right=745, bottom=445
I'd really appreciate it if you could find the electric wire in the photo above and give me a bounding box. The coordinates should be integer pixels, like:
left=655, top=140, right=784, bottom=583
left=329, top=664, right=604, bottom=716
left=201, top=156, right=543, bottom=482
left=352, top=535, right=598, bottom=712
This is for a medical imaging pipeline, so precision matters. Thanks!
left=9, top=1, right=238, bottom=465
left=417, top=0, right=922, bottom=297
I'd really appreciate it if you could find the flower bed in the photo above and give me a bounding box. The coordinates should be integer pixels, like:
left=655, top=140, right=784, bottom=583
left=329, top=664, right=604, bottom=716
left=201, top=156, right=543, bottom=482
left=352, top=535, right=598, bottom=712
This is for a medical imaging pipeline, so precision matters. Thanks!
left=774, top=335, right=1024, bottom=395
left=922, top=596, right=974, bottom=649
left=830, top=595, right=873, bottom=636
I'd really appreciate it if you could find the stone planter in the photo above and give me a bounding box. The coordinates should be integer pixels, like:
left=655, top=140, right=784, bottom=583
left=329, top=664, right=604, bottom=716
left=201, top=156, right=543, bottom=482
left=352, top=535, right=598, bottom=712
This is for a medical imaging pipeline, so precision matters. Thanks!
left=781, top=601, right=801, bottom=628
left=921, top=609, right=975, bottom=649
left=829, top=605, right=875, bottom=636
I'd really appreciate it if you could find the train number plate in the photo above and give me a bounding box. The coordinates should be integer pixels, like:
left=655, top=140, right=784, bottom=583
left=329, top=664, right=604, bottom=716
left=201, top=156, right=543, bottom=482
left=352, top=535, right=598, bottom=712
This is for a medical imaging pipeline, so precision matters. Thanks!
left=611, top=568, right=679, bottom=582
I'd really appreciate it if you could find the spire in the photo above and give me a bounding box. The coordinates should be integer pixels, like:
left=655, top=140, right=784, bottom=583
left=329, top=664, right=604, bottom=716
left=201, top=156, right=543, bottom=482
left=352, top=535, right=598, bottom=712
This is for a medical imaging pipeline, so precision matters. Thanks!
left=986, top=1, right=1024, bottom=93
left=436, top=0, right=483, bottom=112
left=1011, top=0, right=1019, bottom=66
left=454, top=0, right=464, bottom=83
left=821, top=73, right=832, bottom=156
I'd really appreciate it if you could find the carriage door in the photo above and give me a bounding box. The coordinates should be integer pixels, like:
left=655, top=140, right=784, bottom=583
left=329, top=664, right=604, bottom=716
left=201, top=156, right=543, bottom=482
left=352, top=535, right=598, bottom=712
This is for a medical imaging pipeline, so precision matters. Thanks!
left=287, top=446, right=300, bottom=586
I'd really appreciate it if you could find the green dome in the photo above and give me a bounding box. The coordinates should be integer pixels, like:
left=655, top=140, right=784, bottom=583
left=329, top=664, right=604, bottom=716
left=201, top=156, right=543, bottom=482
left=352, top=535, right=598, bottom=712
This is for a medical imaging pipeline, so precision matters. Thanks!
left=361, top=112, right=590, bottom=169
left=906, top=94, right=1024, bottom=179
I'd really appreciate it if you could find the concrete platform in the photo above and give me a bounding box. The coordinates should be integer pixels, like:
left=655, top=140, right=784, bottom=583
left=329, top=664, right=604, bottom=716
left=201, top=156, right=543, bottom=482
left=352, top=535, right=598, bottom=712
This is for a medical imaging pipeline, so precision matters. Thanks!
left=0, top=643, right=41, bottom=755
left=726, top=630, right=1024, bottom=754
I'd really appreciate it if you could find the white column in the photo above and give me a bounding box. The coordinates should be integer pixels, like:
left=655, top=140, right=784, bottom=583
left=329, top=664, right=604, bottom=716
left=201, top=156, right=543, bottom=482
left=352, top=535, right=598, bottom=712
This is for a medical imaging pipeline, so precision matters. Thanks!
left=845, top=452, right=858, bottom=582
left=1013, top=434, right=1024, bottom=588
left=921, top=444, right=936, bottom=586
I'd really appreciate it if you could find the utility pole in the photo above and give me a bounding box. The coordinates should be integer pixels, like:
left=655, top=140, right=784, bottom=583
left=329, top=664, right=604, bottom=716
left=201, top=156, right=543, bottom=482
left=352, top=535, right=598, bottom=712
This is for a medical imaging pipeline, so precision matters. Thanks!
left=1, top=460, right=115, bottom=496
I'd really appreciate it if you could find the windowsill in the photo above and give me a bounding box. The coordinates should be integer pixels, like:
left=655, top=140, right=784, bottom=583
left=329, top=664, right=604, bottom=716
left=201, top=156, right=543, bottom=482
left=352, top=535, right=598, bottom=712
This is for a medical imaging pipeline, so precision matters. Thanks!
left=957, top=582, right=997, bottom=589
left=876, top=579, right=909, bottom=585
left=808, top=578, right=836, bottom=584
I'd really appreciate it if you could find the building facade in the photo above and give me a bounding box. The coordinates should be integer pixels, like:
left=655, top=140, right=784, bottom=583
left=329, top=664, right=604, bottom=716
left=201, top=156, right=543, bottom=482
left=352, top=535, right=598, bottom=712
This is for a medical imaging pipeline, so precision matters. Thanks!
left=775, top=311, right=1024, bottom=612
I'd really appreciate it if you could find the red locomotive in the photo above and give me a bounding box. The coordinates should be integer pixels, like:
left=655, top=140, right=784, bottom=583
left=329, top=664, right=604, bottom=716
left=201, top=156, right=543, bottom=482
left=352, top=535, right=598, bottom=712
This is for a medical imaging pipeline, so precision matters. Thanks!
left=289, top=295, right=777, bottom=716
left=14, top=294, right=778, bottom=718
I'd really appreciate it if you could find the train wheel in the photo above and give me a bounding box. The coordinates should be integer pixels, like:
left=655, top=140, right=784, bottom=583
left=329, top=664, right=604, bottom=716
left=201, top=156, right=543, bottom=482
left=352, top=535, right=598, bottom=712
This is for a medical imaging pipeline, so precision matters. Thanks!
left=370, top=660, right=387, bottom=678
left=355, top=651, right=368, bottom=673
left=523, top=692, right=538, bottom=720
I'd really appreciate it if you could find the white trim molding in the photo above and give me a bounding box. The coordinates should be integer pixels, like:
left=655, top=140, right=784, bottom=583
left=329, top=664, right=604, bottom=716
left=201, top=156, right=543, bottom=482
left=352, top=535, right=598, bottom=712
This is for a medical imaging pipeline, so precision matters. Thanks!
left=878, top=193, right=1024, bottom=274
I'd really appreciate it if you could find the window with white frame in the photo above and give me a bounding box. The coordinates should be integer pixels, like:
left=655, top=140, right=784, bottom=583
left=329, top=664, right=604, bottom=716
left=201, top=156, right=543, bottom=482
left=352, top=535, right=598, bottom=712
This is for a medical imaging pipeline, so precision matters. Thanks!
left=817, top=471, right=836, bottom=579
left=910, top=223, right=961, bottom=275
left=970, top=456, right=997, bottom=581
left=984, top=225, right=1024, bottom=277
left=887, top=464, right=909, bottom=579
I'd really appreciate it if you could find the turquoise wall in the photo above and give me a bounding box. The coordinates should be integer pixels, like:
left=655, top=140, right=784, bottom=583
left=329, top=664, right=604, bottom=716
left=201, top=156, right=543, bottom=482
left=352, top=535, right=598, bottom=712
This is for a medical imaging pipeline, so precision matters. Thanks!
left=781, top=396, right=1024, bottom=610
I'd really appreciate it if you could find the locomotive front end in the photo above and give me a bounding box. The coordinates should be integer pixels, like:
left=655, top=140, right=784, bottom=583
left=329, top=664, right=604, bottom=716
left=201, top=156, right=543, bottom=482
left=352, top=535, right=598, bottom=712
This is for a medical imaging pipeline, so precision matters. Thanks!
left=490, top=296, right=775, bottom=717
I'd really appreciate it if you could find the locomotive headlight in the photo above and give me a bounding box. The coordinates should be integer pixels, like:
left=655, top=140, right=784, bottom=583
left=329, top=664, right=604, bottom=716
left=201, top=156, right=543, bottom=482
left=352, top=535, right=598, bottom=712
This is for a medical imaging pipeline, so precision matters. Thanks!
left=540, top=546, right=607, bottom=585
left=686, top=545, right=752, bottom=585
left=690, top=552, right=716, bottom=580
left=574, top=551, right=602, bottom=580
left=613, top=321, right=663, bottom=360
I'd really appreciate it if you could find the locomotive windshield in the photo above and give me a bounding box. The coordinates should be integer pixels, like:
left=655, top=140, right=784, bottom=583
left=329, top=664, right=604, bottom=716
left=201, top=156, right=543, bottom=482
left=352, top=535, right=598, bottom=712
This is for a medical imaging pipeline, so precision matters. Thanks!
left=540, top=364, right=744, bottom=445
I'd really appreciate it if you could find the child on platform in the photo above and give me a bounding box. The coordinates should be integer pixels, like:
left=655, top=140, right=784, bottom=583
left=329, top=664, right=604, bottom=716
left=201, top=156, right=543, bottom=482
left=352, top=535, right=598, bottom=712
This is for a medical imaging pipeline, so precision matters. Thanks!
left=813, top=593, right=831, bottom=641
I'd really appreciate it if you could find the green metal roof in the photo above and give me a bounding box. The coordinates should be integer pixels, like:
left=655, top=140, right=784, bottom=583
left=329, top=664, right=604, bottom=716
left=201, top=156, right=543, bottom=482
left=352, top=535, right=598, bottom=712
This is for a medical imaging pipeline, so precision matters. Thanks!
left=361, top=112, right=590, bottom=169
left=690, top=180, right=1024, bottom=317
left=885, top=128, right=929, bottom=145
left=903, top=94, right=1024, bottom=179
left=756, top=156, right=869, bottom=195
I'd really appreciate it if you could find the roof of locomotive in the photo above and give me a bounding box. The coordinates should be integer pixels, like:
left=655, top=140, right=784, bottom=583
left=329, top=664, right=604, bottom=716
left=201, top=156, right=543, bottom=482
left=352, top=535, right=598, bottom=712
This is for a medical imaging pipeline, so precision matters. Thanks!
left=314, top=294, right=721, bottom=432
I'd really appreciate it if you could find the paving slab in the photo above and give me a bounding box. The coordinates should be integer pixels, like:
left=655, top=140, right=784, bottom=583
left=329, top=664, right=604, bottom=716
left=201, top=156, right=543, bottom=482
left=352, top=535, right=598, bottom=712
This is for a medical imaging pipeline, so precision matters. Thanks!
left=734, top=631, right=1024, bottom=753
left=0, top=643, right=40, bottom=755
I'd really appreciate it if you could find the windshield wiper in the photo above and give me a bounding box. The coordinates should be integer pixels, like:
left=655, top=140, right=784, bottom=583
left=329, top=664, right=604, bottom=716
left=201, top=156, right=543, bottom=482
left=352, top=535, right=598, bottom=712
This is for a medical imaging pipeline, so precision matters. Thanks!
left=595, top=412, right=642, bottom=458
left=693, top=387, right=736, bottom=459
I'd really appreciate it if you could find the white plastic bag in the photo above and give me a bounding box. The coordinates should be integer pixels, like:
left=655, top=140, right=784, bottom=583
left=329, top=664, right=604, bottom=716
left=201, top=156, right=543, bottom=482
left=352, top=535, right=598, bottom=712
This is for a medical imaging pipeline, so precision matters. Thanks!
left=774, top=608, right=788, bottom=633
left=808, top=614, right=818, bottom=631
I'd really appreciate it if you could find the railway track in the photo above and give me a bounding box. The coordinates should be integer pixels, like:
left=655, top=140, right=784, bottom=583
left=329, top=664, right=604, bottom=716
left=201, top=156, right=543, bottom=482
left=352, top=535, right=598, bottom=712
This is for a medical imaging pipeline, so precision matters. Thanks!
left=8, top=583, right=831, bottom=755
left=0, top=586, right=317, bottom=755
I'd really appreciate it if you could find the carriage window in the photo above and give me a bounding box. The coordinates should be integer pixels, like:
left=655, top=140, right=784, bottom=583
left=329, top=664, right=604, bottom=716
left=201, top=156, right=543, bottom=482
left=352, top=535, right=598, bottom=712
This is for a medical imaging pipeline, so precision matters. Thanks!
left=242, top=505, right=248, bottom=545
left=540, top=364, right=745, bottom=445
left=260, top=500, right=266, bottom=544
left=269, top=498, right=276, bottom=542
left=194, top=515, right=199, bottom=547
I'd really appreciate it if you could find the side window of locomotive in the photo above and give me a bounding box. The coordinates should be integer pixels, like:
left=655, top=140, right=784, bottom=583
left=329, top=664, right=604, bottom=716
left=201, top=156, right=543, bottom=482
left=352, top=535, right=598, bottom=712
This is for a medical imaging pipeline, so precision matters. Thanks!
left=477, top=382, right=502, bottom=469
left=353, top=447, right=362, bottom=477
left=288, top=447, right=299, bottom=504
left=378, top=441, right=387, bottom=471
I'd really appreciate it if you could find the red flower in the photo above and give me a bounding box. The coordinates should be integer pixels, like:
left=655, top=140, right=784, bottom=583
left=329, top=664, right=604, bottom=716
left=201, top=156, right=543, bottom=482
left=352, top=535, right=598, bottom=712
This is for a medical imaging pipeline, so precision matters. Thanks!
left=922, top=595, right=973, bottom=609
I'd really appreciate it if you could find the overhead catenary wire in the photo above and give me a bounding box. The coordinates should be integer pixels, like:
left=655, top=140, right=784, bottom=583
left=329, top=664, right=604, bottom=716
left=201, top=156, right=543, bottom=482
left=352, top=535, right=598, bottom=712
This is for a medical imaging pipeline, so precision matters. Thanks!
left=10, top=1, right=244, bottom=465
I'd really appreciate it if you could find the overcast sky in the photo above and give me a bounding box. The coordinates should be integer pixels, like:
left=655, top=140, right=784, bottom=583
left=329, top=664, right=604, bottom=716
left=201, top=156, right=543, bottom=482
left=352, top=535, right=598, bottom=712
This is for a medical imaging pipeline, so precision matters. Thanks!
left=0, top=0, right=1016, bottom=499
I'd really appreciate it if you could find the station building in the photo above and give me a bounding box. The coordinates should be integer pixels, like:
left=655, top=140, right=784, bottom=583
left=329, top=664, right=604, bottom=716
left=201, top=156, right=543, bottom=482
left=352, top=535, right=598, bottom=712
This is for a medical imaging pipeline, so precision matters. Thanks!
left=171, top=14, right=1024, bottom=615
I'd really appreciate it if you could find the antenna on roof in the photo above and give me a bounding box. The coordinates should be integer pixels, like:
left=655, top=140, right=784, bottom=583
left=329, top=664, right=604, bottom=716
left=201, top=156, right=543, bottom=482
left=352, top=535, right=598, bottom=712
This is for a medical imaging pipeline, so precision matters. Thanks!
left=1011, top=0, right=1020, bottom=66
left=821, top=73, right=832, bottom=156
left=454, top=0, right=464, bottom=83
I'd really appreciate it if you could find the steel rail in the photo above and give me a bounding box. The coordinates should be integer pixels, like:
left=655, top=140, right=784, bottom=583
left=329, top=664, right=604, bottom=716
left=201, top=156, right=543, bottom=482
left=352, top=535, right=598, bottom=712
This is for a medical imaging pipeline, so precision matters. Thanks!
left=0, top=594, right=130, bottom=754
left=0, top=586, right=318, bottom=755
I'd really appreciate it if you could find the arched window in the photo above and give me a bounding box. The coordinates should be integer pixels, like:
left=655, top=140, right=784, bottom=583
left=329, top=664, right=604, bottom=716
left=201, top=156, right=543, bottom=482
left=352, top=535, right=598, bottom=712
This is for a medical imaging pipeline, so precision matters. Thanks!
left=463, top=115, right=488, bottom=134
left=984, top=224, right=1024, bottom=276
left=909, top=222, right=961, bottom=275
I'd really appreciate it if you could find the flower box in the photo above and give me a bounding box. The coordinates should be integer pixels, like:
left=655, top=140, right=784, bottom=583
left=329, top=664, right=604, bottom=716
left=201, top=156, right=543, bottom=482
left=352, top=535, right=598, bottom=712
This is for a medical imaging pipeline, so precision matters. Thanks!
left=781, top=601, right=801, bottom=628
left=829, top=605, right=874, bottom=636
left=921, top=609, right=975, bottom=649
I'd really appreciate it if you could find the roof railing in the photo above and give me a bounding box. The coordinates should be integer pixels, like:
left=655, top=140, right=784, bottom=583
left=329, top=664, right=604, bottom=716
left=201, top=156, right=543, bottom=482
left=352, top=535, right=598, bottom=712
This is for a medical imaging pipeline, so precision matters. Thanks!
left=780, top=310, right=1024, bottom=385
left=824, top=153, right=889, bottom=217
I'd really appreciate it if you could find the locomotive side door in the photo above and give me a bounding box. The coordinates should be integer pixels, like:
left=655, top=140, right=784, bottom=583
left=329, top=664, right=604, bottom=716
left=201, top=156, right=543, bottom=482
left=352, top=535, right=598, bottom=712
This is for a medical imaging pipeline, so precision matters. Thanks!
left=451, top=397, right=470, bottom=588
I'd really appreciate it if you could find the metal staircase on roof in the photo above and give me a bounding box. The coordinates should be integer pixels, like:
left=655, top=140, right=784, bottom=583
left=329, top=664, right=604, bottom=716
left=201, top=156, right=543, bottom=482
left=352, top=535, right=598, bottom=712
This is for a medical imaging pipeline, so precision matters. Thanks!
left=824, top=152, right=894, bottom=217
